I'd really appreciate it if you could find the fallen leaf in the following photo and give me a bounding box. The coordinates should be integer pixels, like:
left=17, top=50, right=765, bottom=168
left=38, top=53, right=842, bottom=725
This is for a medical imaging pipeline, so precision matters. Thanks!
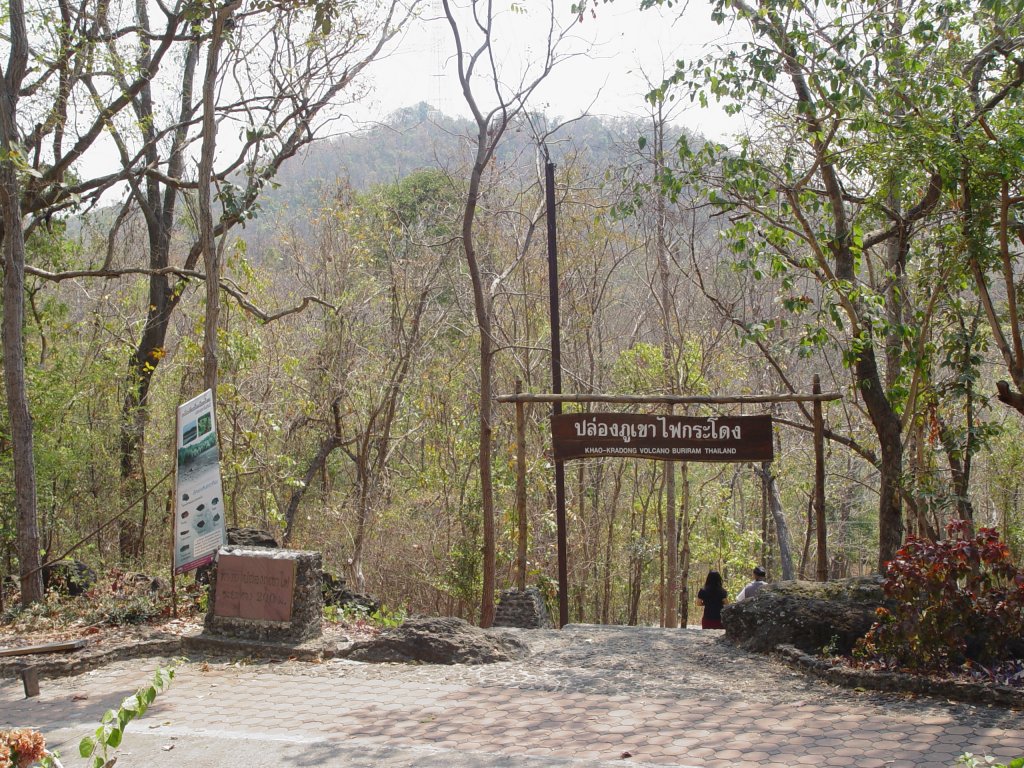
left=72, top=693, right=89, bottom=701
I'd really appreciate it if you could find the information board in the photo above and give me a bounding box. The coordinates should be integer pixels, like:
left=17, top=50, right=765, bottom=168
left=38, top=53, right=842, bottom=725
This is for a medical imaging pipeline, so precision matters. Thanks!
left=173, top=389, right=227, bottom=573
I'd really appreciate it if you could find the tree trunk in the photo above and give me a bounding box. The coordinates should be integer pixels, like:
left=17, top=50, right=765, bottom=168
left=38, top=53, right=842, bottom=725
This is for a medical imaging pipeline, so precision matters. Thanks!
left=514, top=391, right=528, bottom=593
left=627, top=480, right=646, bottom=626
left=476, top=289, right=495, bottom=626
left=678, top=462, right=691, bottom=627
left=199, top=4, right=238, bottom=395
left=757, top=462, right=794, bottom=580
left=799, top=492, right=812, bottom=579
left=652, top=103, right=678, bottom=628
left=0, top=163, right=42, bottom=606
left=813, top=376, right=827, bottom=581
left=282, top=433, right=342, bottom=543
left=458, top=122, right=496, bottom=626
left=1, top=0, right=43, bottom=605
left=996, top=380, right=1024, bottom=416
left=781, top=26, right=905, bottom=570
left=858, top=348, right=905, bottom=569
left=351, top=466, right=371, bottom=592
left=345, top=278, right=434, bottom=594
left=601, top=465, right=623, bottom=624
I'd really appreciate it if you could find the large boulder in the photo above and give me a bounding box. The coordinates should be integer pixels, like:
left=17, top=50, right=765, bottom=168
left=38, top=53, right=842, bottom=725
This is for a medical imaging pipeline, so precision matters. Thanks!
left=195, top=528, right=279, bottom=585
left=227, top=527, right=279, bottom=548
left=322, top=571, right=381, bottom=615
left=723, top=575, right=888, bottom=656
left=42, top=559, right=97, bottom=596
left=339, top=616, right=530, bottom=664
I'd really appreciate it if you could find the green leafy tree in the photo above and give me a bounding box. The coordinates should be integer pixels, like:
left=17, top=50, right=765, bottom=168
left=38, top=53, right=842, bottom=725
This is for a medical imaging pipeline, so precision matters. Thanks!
left=636, top=0, right=1024, bottom=566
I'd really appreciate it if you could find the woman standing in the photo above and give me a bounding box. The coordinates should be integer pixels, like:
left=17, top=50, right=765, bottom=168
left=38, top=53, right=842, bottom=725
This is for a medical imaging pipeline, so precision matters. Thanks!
left=697, top=570, right=728, bottom=629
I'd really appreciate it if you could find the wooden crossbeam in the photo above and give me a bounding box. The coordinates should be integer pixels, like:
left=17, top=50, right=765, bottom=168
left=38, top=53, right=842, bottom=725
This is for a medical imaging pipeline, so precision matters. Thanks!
left=495, top=392, right=841, bottom=405
left=0, top=638, right=89, bottom=658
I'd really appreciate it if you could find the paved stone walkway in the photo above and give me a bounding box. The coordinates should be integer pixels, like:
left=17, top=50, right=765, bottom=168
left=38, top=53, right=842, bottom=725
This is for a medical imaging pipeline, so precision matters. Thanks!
left=3, top=626, right=1022, bottom=767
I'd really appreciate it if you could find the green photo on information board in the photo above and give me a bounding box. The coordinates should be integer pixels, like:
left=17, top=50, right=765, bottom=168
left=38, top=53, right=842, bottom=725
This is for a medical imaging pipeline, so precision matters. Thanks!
left=174, top=388, right=226, bottom=573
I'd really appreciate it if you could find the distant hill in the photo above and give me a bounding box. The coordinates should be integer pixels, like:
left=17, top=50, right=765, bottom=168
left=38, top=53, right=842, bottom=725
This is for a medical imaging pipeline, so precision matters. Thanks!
left=241, top=103, right=695, bottom=249
left=273, top=102, right=666, bottom=190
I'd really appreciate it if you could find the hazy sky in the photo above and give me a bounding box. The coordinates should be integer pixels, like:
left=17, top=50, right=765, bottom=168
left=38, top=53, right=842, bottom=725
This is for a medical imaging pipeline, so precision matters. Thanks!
left=73, top=1, right=747, bottom=191
left=356, top=0, right=748, bottom=142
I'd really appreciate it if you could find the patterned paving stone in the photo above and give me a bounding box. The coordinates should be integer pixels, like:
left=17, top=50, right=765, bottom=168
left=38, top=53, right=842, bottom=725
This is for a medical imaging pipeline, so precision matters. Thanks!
left=3, top=627, right=1022, bottom=768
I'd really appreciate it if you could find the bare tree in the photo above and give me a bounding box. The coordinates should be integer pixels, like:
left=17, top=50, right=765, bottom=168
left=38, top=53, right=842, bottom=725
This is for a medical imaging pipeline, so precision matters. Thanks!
left=441, top=0, right=578, bottom=625
left=0, top=0, right=192, bottom=597
left=199, top=1, right=243, bottom=396
left=103, top=0, right=414, bottom=559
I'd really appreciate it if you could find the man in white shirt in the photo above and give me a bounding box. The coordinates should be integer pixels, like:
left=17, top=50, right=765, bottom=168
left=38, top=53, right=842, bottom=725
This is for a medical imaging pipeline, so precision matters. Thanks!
left=736, top=565, right=767, bottom=601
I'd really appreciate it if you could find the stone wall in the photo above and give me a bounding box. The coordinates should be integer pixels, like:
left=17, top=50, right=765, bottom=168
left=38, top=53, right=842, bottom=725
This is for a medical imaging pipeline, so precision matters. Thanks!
left=204, top=546, right=323, bottom=643
left=493, top=587, right=553, bottom=629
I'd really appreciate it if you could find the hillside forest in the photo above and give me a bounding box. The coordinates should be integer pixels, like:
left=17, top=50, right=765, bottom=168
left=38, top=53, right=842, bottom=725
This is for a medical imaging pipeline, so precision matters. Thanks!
left=3, top=0, right=1024, bottom=628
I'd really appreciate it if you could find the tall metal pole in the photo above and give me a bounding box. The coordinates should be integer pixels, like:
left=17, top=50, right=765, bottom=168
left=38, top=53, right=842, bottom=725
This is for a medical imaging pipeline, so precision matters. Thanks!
left=546, top=159, right=569, bottom=628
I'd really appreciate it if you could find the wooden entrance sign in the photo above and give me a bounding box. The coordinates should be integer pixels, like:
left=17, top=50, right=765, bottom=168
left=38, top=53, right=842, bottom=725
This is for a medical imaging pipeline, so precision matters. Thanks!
left=551, top=413, right=773, bottom=462
left=498, top=390, right=838, bottom=628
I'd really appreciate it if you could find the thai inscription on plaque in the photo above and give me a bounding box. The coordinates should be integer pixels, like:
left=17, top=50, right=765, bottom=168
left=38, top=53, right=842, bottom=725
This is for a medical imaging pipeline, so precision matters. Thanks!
left=213, top=553, right=295, bottom=622
left=551, top=413, right=773, bottom=462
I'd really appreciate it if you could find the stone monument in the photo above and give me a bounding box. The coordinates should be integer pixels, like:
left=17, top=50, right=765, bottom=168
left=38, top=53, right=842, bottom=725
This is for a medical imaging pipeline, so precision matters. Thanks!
left=204, top=546, right=323, bottom=643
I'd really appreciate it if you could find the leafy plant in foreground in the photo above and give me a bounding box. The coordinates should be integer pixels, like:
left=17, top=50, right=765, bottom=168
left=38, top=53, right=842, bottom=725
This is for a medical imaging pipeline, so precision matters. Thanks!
left=78, top=666, right=175, bottom=768
left=957, top=754, right=1024, bottom=768
left=857, top=520, right=1024, bottom=673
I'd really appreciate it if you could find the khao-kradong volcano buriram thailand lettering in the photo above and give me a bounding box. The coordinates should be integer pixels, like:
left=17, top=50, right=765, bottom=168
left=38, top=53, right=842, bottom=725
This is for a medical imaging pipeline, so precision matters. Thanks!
left=550, top=413, right=773, bottom=462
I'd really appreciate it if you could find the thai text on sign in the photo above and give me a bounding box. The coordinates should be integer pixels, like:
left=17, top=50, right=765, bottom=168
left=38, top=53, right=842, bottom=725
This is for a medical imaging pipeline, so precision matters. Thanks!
left=551, top=413, right=773, bottom=462
left=213, top=554, right=295, bottom=622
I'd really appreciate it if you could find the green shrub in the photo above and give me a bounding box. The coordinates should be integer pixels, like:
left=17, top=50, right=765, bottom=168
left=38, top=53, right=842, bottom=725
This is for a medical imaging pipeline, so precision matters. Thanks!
left=856, top=520, right=1024, bottom=672
left=342, top=602, right=406, bottom=629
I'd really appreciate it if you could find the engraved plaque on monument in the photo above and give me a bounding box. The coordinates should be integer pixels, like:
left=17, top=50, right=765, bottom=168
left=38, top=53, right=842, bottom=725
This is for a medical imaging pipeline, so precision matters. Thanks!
left=213, top=553, right=295, bottom=622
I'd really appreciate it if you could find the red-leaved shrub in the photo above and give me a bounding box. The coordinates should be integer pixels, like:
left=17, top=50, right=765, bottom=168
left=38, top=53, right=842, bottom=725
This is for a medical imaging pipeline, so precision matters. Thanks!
left=856, top=520, right=1024, bottom=672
